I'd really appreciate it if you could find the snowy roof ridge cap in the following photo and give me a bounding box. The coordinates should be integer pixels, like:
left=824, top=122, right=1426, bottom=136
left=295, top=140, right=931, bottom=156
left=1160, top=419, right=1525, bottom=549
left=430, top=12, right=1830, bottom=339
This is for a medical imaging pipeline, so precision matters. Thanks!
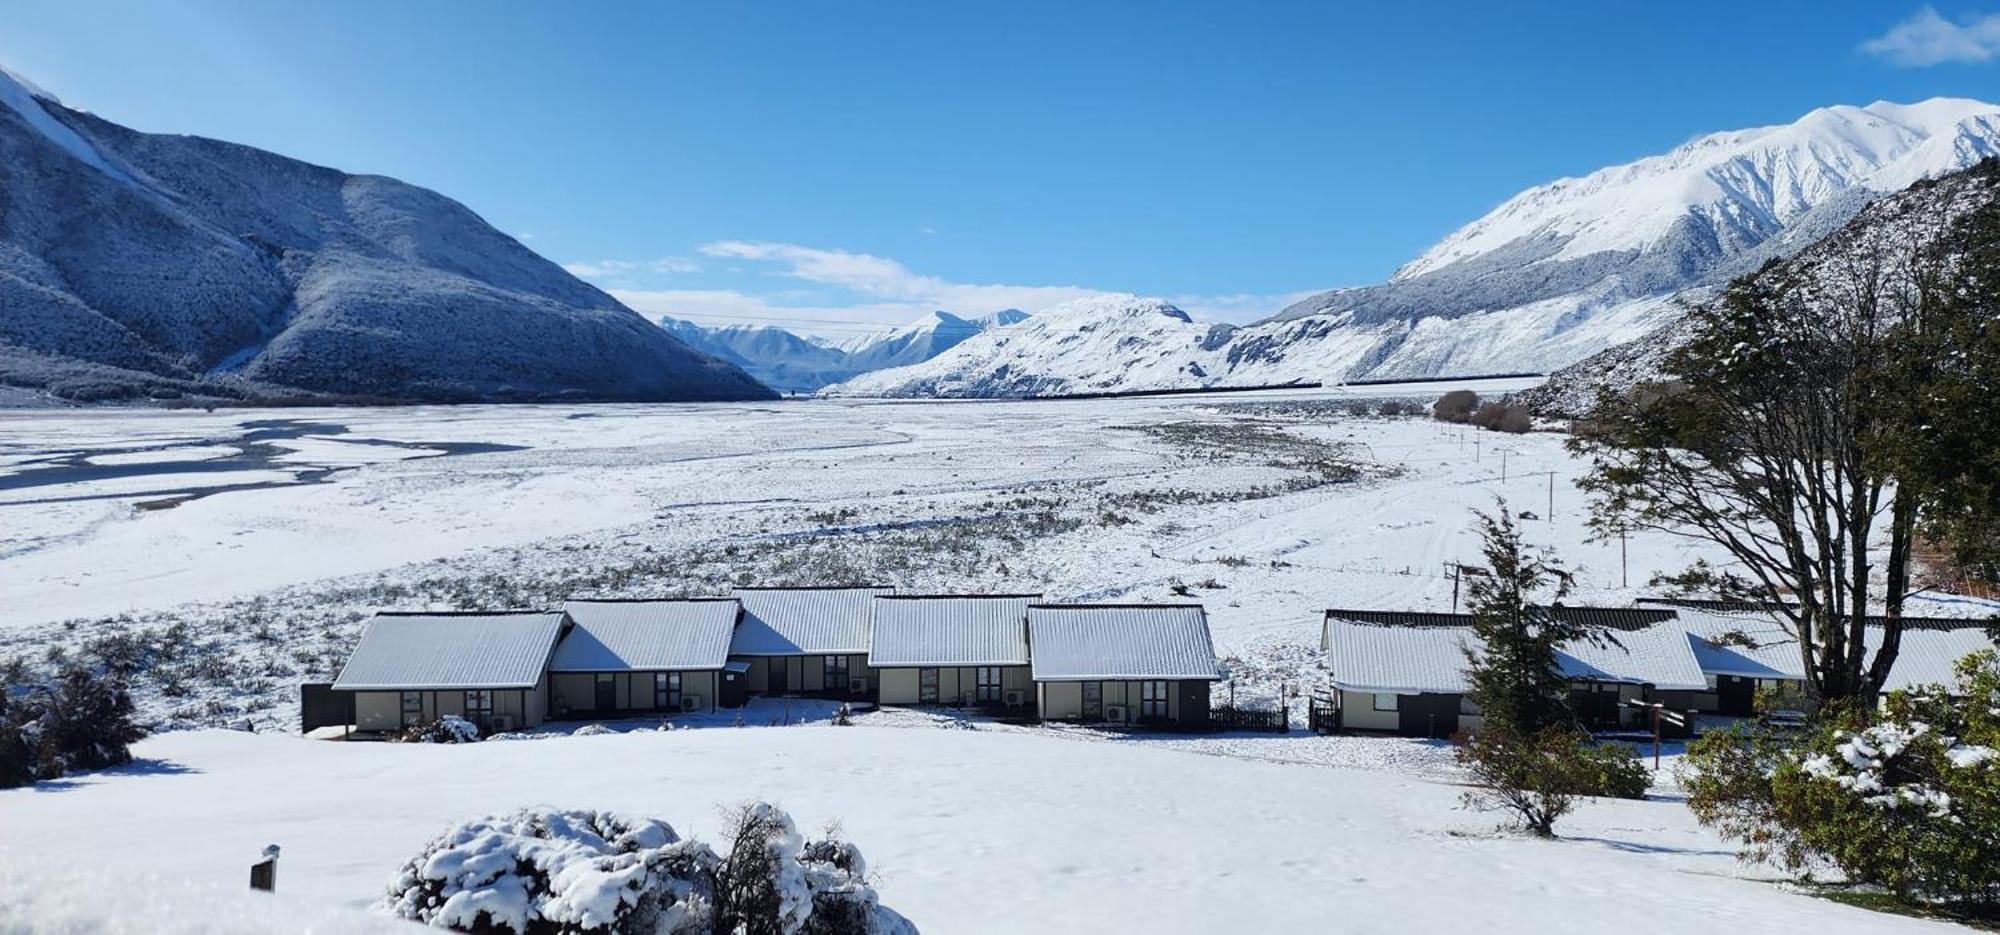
left=564, top=596, right=739, bottom=604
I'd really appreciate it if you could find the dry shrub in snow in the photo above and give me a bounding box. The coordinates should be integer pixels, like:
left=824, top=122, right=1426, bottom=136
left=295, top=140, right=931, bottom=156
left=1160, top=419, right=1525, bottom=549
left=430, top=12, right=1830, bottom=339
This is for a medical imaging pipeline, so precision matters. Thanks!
left=403, top=715, right=481, bottom=744
left=385, top=803, right=916, bottom=934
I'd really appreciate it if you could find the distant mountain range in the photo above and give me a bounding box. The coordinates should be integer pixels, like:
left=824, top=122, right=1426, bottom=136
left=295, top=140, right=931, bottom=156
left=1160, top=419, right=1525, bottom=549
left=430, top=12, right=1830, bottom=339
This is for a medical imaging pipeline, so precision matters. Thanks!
left=660, top=309, right=1028, bottom=393
left=825, top=97, right=2000, bottom=398
left=0, top=64, right=772, bottom=404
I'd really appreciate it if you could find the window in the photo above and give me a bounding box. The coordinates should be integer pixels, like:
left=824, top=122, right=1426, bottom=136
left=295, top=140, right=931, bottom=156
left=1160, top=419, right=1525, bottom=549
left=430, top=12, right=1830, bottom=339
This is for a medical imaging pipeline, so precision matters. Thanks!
left=918, top=668, right=939, bottom=704
left=655, top=671, right=682, bottom=710
left=1081, top=681, right=1103, bottom=720
left=400, top=691, right=423, bottom=727
left=1140, top=681, right=1170, bottom=719
left=1372, top=693, right=1400, bottom=712
left=824, top=655, right=850, bottom=689
left=464, top=690, right=493, bottom=725
left=975, top=667, right=1003, bottom=703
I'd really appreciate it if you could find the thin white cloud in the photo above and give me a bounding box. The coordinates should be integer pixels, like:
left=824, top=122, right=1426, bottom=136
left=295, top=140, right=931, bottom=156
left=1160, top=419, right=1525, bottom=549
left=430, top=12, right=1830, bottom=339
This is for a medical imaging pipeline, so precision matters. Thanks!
left=561, top=256, right=702, bottom=278
left=697, top=239, right=1107, bottom=316
left=578, top=240, right=1310, bottom=337
left=1862, top=6, right=2000, bottom=66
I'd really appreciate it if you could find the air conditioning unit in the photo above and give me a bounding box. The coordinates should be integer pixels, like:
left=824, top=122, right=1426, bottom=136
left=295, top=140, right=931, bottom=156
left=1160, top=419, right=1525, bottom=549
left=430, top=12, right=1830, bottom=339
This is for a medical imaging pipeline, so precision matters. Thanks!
left=680, top=695, right=703, bottom=712
left=1105, top=705, right=1128, bottom=723
left=1003, top=689, right=1025, bottom=707
left=848, top=677, right=868, bottom=693
left=490, top=714, right=515, bottom=732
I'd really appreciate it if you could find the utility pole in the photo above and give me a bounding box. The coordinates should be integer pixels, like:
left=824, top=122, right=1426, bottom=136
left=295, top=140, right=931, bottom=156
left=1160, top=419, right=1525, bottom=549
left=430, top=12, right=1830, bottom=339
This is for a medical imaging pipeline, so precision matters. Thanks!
left=1547, top=471, right=1555, bottom=521
left=1501, top=449, right=1508, bottom=482
left=1620, top=525, right=1629, bottom=589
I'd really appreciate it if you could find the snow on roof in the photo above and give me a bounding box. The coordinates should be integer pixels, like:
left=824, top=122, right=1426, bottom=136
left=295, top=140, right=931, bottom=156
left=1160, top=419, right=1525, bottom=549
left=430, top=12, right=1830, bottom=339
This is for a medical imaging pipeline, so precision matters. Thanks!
left=867, top=595, right=1038, bottom=667
left=1883, top=625, right=1995, bottom=692
left=1323, top=611, right=1710, bottom=694
left=729, top=586, right=895, bottom=655
left=333, top=611, right=566, bottom=691
left=1675, top=609, right=1995, bottom=689
left=549, top=599, right=738, bottom=672
left=1026, top=605, right=1219, bottom=681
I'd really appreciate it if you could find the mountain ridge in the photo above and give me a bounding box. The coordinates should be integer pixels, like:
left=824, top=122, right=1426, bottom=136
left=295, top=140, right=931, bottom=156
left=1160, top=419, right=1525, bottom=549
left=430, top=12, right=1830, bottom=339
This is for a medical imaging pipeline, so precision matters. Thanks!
left=0, top=65, right=773, bottom=404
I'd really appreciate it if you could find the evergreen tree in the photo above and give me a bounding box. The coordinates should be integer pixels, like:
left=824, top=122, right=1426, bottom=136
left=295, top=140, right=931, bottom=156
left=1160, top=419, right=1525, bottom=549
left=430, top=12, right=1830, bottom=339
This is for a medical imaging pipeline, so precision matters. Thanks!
left=1461, top=505, right=1599, bottom=734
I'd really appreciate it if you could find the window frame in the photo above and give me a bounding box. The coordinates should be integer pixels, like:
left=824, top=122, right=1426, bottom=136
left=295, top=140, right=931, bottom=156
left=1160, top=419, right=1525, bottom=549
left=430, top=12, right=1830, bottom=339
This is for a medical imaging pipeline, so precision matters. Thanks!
left=654, top=671, right=682, bottom=710
left=1372, top=692, right=1400, bottom=712
left=823, top=655, right=851, bottom=689
left=1140, top=680, right=1170, bottom=719
left=975, top=666, right=1003, bottom=704
left=463, top=689, right=493, bottom=724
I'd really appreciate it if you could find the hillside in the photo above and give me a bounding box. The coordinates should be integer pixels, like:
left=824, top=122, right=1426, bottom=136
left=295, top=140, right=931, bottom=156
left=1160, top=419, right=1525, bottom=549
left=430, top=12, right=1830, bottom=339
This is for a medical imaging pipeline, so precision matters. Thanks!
left=0, top=65, right=772, bottom=404
left=1521, top=158, right=2000, bottom=416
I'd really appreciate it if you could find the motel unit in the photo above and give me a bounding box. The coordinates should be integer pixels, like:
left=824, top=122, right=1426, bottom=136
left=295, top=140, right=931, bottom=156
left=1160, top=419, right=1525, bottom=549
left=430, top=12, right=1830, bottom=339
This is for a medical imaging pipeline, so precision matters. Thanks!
left=1320, top=607, right=1707, bottom=738
left=545, top=598, right=744, bottom=718
left=729, top=586, right=894, bottom=699
left=331, top=610, right=565, bottom=734
left=1029, top=604, right=1221, bottom=728
left=868, top=594, right=1040, bottom=710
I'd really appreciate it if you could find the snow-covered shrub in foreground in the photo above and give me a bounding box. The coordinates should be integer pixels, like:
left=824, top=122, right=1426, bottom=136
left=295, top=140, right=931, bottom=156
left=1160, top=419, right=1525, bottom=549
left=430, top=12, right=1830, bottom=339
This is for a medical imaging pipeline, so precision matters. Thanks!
left=384, top=803, right=916, bottom=934
left=1683, top=650, right=2000, bottom=917
left=572, top=724, right=617, bottom=737
left=403, top=715, right=481, bottom=744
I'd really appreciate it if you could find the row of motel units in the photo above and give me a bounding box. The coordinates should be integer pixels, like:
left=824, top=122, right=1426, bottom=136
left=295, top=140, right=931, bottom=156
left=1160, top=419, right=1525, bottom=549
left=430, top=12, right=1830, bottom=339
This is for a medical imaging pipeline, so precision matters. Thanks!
left=329, top=588, right=1221, bottom=733
left=1321, top=599, right=1998, bottom=737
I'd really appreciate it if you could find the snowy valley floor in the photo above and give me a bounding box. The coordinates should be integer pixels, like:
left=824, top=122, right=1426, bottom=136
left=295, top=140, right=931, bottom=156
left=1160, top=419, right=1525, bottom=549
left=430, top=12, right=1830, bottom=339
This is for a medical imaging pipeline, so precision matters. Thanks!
left=3, top=385, right=1993, bottom=931
left=1, top=381, right=1742, bottom=728
left=0, top=721, right=1969, bottom=934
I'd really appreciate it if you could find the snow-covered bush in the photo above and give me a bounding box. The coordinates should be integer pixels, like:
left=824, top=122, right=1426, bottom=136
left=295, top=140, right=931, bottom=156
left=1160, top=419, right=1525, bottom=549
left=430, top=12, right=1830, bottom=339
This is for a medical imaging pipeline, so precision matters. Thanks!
left=1570, top=741, right=1650, bottom=799
left=403, top=715, right=481, bottom=744
left=573, top=724, right=617, bottom=737
left=1684, top=650, right=2000, bottom=918
left=385, top=807, right=719, bottom=933
left=385, top=803, right=916, bottom=934
left=0, top=667, right=146, bottom=788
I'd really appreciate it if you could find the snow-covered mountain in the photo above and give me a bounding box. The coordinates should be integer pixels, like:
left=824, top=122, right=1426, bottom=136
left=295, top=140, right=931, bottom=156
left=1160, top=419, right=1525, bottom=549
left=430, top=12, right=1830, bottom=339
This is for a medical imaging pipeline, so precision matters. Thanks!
left=828, top=98, right=2000, bottom=398
left=661, top=308, right=1028, bottom=393
left=822, top=295, right=1237, bottom=397
left=0, top=64, right=771, bottom=404
left=1520, top=157, right=2000, bottom=417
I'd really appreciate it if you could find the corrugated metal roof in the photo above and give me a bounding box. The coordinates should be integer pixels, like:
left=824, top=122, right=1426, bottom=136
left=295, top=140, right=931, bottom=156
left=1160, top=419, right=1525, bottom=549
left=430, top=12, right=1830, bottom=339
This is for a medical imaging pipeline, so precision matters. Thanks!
left=1026, top=605, right=1219, bottom=681
left=867, top=595, right=1038, bottom=667
left=1883, top=625, right=1995, bottom=692
left=1677, top=609, right=1996, bottom=688
left=550, top=599, right=738, bottom=672
left=333, top=611, right=566, bottom=691
left=1323, top=612, right=1710, bottom=694
left=729, top=586, right=894, bottom=655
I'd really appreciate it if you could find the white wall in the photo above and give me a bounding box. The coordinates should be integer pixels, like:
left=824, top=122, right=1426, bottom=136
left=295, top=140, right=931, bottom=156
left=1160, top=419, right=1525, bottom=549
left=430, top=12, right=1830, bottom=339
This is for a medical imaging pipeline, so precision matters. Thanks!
left=1339, top=690, right=1401, bottom=731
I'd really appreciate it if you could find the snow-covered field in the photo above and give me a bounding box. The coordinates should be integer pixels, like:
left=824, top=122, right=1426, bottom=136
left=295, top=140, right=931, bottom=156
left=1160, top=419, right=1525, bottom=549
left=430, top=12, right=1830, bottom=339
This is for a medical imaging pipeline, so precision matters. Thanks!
left=1, top=388, right=1727, bottom=725
left=4, top=389, right=1990, bottom=932
left=0, top=721, right=1964, bottom=934
left=4, top=387, right=1981, bottom=730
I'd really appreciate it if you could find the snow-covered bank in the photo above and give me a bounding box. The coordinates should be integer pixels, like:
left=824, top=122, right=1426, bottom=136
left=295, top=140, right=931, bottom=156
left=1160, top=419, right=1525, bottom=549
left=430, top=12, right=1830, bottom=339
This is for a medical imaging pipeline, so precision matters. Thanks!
left=0, top=727, right=1965, bottom=934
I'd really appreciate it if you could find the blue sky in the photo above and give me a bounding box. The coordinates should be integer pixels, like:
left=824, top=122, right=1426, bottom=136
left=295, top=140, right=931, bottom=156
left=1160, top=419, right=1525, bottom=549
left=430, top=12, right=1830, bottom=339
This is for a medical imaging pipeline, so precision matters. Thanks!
left=6, top=2, right=1998, bottom=337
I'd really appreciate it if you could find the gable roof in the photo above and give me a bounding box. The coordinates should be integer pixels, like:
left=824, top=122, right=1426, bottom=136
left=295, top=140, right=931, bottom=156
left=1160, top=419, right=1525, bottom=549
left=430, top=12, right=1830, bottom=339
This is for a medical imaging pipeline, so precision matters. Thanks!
left=1320, top=607, right=1677, bottom=645
left=1026, top=604, right=1219, bottom=681
left=867, top=595, right=1038, bottom=667
left=1676, top=609, right=1996, bottom=688
left=333, top=611, right=566, bottom=691
left=1322, top=609, right=1709, bottom=694
left=550, top=599, right=739, bottom=672
left=729, top=586, right=895, bottom=655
